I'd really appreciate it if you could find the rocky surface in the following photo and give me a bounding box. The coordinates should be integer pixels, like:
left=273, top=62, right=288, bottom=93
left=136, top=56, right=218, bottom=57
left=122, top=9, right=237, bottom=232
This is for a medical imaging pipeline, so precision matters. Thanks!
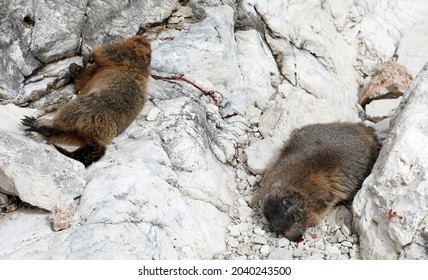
left=1, top=0, right=428, bottom=260
left=354, top=62, right=428, bottom=260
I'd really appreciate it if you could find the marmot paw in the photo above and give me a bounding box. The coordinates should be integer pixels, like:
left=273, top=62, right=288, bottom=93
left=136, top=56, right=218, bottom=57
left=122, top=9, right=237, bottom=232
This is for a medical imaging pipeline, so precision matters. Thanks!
left=21, top=115, right=37, bottom=130
left=69, top=63, right=84, bottom=78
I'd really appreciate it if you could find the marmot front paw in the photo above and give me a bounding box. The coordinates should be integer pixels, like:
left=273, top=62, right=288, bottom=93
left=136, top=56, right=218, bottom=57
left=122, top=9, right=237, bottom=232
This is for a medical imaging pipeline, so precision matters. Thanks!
left=69, top=63, right=84, bottom=78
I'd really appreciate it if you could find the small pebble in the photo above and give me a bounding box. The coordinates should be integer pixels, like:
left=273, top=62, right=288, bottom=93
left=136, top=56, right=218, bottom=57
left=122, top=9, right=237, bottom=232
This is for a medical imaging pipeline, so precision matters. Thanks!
left=278, top=238, right=290, bottom=247
left=146, top=107, right=162, bottom=121
left=237, top=244, right=252, bottom=256
left=236, top=169, right=247, bottom=180
left=338, top=255, right=350, bottom=260
left=254, top=227, right=265, bottom=235
left=252, top=235, right=268, bottom=245
left=238, top=206, right=253, bottom=220
left=227, top=237, right=239, bottom=248
left=341, top=241, right=353, bottom=248
left=247, top=176, right=257, bottom=186
left=260, top=245, right=270, bottom=255
left=340, top=246, right=349, bottom=254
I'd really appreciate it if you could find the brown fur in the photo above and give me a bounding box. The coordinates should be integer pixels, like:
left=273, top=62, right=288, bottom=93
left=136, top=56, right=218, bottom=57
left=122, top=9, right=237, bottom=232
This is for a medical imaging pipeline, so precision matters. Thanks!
left=260, top=122, right=380, bottom=241
left=22, top=34, right=151, bottom=167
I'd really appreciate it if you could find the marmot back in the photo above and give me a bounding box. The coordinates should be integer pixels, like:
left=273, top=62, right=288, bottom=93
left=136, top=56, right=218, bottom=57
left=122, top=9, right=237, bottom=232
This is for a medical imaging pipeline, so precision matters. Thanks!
left=22, top=33, right=151, bottom=167
left=260, top=122, right=380, bottom=241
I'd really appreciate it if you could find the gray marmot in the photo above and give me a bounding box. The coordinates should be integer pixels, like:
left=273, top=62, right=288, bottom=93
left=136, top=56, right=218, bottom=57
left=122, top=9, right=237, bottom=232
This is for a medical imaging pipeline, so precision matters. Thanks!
left=22, top=32, right=151, bottom=167
left=260, top=122, right=380, bottom=241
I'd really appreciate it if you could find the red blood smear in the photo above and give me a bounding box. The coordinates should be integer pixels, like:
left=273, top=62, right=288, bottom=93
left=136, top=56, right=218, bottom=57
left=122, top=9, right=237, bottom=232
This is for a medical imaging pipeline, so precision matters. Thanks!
left=310, top=233, right=318, bottom=239
left=296, top=236, right=304, bottom=243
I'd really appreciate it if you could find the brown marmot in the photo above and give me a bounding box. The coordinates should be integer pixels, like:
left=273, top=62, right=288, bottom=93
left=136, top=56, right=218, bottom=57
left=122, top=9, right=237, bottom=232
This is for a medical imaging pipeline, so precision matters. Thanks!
left=260, top=122, right=380, bottom=241
left=21, top=32, right=151, bottom=167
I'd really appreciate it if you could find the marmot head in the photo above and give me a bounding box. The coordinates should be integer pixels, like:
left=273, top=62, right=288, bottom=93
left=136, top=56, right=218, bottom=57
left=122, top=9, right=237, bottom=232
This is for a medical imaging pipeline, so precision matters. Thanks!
left=262, top=195, right=308, bottom=241
left=123, top=35, right=152, bottom=65
left=101, top=35, right=151, bottom=70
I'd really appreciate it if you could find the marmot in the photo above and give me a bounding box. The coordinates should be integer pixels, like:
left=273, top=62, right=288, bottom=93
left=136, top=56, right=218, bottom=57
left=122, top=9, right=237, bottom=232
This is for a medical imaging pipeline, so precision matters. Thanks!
left=21, top=31, right=151, bottom=167
left=260, top=122, right=380, bottom=241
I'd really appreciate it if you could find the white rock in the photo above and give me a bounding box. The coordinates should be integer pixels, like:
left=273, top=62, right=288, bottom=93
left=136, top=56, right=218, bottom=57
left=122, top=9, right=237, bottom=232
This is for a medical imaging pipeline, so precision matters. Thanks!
left=397, top=21, right=428, bottom=77
left=267, top=247, right=293, bottom=260
left=366, top=118, right=391, bottom=142
left=258, top=88, right=358, bottom=141
left=325, top=206, right=353, bottom=229
left=341, top=241, right=353, bottom=248
left=329, top=246, right=342, bottom=256
left=146, top=107, right=162, bottom=121
left=358, top=0, right=428, bottom=74
left=244, top=137, right=284, bottom=175
left=245, top=106, right=262, bottom=125
left=238, top=206, right=253, bottom=221
left=254, top=228, right=265, bottom=235
left=0, top=104, right=40, bottom=134
left=0, top=130, right=86, bottom=211
left=252, top=235, right=268, bottom=245
left=353, top=62, right=428, bottom=259
left=227, top=237, right=239, bottom=248
left=328, top=230, right=347, bottom=243
left=365, top=98, right=402, bottom=121
left=246, top=176, right=257, bottom=187
left=278, top=238, right=290, bottom=247
left=259, top=245, right=270, bottom=255
left=236, top=169, right=247, bottom=180
left=341, top=224, right=351, bottom=237
left=228, top=223, right=250, bottom=237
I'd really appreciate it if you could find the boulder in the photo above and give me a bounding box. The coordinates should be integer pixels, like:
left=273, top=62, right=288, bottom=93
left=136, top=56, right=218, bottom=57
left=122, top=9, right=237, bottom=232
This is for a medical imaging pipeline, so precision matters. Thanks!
left=359, top=62, right=413, bottom=106
left=353, top=62, right=428, bottom=259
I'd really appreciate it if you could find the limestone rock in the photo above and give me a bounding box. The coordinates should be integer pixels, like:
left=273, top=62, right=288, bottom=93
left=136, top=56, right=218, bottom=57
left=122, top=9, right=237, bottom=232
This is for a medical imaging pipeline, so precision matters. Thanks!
left=0, top=129, right=86, bottom=211
left=359, top=62, right=412, bottom=106
left=0, top=104, right=40, bottom=134
left=244, top=137, right=284, bottom=175
left=365, top=97, right=402, bottom=122
left=50, top=204, right=73, bottom=231
left=0, top=0, right=87, bottom=100
left=357, top=0, right=428, bottom=75
left=82, top=0, right=180, bottom=52
left=397, top=21, right=428, bottom=77
left=258, top=88, right=358, bottom=141
left=353, top=62, right=428, bottom=259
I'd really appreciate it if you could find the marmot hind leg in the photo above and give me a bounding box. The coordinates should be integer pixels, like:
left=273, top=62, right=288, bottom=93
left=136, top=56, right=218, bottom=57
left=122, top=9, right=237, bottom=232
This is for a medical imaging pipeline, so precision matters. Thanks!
left=54, top=142, right=106, bottom=167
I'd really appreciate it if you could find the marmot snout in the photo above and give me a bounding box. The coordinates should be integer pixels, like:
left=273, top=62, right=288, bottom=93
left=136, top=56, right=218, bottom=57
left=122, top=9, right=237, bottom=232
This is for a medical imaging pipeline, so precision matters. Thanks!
left=22, top=32, right=151, bottom=167
left=260, top=122, right=380, bottom=241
